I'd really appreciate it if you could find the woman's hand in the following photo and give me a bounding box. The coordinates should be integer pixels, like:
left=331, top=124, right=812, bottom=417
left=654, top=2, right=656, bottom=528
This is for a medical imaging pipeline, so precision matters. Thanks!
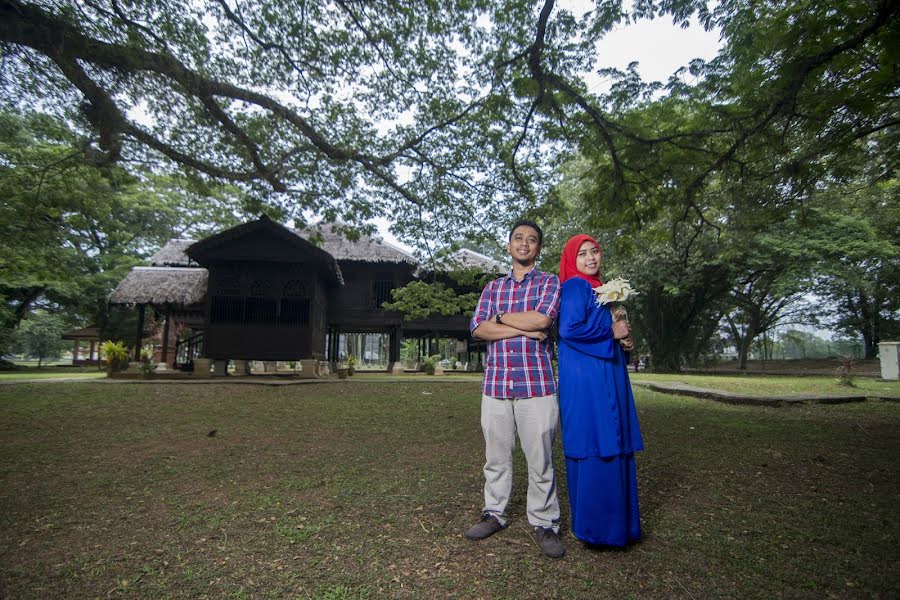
left=524, top=329, right=548, bottom=342
left=619, top=336, right=634, bottom=352
left=612, top=319, right=630, bottom=340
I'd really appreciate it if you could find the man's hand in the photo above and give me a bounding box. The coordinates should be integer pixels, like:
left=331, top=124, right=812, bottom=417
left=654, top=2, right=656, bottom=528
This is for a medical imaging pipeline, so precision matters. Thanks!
left=524, top=329, right=548, bottom=342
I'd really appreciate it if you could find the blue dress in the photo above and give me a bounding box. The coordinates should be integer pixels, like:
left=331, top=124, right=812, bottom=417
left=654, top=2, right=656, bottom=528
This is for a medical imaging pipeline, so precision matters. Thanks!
left=558, top=277, right=644, bottom=546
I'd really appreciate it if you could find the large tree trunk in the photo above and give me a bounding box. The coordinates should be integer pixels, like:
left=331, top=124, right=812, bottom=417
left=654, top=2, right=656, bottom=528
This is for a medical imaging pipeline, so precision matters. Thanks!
left=737, top=335, right=755, bottom=371
left=723, top=315, right=755, bottom=371
left=847, top=289, right=879, bottom=360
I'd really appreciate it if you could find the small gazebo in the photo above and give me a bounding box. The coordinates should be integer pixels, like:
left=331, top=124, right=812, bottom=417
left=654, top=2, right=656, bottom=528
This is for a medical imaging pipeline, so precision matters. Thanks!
left=61, top=325, right=101, bottom=366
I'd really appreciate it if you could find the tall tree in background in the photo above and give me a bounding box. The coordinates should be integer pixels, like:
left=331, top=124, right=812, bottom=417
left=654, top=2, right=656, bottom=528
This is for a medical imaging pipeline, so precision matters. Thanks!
left=0, top=111, right=253, bottom=354
left=11, top=311, right=69, bottom=366
left=530, top=0, right=897, bottom=369
left=811, top=179, right=899, bottom=359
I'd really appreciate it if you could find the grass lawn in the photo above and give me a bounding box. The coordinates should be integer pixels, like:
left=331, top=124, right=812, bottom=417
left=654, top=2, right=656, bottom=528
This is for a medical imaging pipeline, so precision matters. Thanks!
left=0, top=370, right=106, bottom=381
left=1, top=381, right=897, bottom=599
left=631, top=372, right=900, bottom=397
left=6, top=359, right=75, bottom=367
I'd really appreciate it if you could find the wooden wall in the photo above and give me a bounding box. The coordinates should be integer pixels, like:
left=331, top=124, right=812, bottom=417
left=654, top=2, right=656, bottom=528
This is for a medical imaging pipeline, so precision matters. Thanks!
left=327, top=261, right=415, bottom=329
left=203, top=261, right=329, bottom=360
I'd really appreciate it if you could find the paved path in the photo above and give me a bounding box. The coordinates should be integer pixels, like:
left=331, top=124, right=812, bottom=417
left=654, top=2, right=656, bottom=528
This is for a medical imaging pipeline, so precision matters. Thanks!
left=0, top=375, right=481, bottom=387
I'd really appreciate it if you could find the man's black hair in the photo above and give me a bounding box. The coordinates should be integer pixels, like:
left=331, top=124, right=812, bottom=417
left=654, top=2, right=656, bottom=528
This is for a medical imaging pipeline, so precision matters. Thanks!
left=509, top=219, right=543, bottom=246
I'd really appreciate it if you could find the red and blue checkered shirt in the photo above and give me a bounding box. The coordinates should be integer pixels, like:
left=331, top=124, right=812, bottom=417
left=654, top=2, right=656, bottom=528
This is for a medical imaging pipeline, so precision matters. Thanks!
left=470, top=266, right=561, bottom=399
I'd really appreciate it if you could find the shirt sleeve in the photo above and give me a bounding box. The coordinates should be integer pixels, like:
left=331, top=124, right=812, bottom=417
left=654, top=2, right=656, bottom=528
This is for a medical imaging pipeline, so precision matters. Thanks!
left=534, top=274, right=561, bottom=320
left=469, top=280, right=495, bottom=336
left=558, top=278, right=615, bottom=359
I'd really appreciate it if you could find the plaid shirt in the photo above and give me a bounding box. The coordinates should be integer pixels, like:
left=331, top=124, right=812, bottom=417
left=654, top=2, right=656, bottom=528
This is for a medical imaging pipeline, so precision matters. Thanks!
left=470, top=266, right=560, bottom=399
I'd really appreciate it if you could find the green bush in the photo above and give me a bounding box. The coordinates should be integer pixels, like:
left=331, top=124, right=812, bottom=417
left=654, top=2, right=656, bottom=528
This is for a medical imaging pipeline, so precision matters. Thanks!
left=420, top=354, right=442, bottom=375
left=100, top=340, right=129, bottom=374
left=139, top=347, right=155, bottom=378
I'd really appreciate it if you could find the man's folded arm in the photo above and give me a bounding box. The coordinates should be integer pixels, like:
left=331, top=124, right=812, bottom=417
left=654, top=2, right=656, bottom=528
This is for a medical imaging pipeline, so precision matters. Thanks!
left=496, top=311, right=552, bottom=332
left=471, top=320, right=533, bottom=341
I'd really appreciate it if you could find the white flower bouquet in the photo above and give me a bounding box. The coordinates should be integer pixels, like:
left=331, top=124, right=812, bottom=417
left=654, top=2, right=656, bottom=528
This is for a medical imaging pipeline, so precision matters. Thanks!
left=593, top=277, right=637, bottom=322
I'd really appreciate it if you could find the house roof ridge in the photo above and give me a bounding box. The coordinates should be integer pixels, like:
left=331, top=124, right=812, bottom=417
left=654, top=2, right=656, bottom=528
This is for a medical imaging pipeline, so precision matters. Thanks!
left=135, top=266, right=207, bottom=271
left=454, top=248, right=498, bottom=260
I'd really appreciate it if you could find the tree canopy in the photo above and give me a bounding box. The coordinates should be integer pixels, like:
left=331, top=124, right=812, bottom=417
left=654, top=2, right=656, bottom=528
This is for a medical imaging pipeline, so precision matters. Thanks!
left=4, top=0, right=893, bottom=249
left=0, top=110, right=255, bottom=354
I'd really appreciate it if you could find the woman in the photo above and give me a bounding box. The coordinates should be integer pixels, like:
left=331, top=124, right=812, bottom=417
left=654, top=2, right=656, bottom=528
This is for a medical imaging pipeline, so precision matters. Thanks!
left=557, top=234, right=644, bottom=547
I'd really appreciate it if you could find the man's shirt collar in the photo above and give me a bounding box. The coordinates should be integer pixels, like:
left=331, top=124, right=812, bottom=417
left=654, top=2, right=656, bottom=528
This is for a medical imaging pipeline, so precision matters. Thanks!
left=504, top=264, right=539, bottom=282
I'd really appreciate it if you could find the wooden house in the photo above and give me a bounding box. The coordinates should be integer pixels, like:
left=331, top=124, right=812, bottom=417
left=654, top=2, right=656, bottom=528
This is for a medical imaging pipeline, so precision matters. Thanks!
left=109, top=216, right=504, bottom=372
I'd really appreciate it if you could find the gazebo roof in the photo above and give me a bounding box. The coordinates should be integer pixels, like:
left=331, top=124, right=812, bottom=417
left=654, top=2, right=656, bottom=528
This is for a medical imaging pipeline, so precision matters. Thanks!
left=109, top=267, right=208, bottom=306
left=148, top=222, right=417, bottom=268
left=61, top=325, right=99, bottom=340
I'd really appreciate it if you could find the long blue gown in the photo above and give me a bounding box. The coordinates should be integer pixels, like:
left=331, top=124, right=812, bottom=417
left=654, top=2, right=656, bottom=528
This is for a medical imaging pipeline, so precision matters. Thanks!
left=557, top=277, right=644, bottom=546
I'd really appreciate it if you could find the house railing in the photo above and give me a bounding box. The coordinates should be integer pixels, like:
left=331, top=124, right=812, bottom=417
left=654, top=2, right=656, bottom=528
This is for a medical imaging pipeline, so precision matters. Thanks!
left=174, top=332, right=204, bottom=371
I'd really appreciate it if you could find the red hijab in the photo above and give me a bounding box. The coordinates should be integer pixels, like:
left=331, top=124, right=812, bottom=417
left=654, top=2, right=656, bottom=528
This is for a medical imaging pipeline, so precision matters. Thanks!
left=559, top=234, right=603, bottom=288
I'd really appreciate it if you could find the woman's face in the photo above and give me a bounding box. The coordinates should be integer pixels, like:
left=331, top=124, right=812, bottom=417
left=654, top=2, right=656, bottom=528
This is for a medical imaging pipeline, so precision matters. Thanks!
left=575, top=240, right=601, bottom=276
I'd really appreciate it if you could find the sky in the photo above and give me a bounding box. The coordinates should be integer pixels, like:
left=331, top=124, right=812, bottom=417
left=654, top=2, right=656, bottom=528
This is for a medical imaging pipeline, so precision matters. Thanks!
left=374, top=6, right=723, bottom=251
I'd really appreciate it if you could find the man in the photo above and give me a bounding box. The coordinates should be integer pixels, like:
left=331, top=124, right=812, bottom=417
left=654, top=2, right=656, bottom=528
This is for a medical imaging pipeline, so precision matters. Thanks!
left=465, top=219, right=564, bottom=559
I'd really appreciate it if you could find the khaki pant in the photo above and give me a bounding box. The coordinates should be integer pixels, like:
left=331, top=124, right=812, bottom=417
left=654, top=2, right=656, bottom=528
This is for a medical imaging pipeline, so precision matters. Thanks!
left=480, top=394, right=560, bottom=531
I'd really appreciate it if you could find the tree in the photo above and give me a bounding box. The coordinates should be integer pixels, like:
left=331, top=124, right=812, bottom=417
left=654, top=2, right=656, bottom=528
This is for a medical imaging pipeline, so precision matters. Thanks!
left=541, top=154, right=736, bottom=371
left=13, top=311, right=68, bottom=366
left=381, top=263, right=489, bottom=321
left=811, top=180, right=900, bottom=358
left=0, top=0, right=526, bottom=248
left=382, top=281, right=479, bottom=321
left=720, top=222, right=821, bottom=370
left=779, top=329, right=830, bottom=360
left=1, top=0, right=896, bottom=369
left=0, top=111, right=254, bottom=354
left=529, top=0, right=897, bottom=370
left=4, top=0, right=894, bottom=252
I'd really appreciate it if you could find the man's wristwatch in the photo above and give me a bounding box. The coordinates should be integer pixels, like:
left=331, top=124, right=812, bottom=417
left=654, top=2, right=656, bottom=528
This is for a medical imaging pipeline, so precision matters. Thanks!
left=495, top=312, right=504, bottom=324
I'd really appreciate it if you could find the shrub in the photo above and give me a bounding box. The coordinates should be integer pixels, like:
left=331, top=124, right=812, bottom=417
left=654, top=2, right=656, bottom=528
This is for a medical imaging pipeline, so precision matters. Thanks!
left=420, top=354, right=442, bottom=375
left=139, top=347, right=155, bottom=378
left=836, top=354, right=855, bottom=387
left=100, top=340, right=129, bottom=374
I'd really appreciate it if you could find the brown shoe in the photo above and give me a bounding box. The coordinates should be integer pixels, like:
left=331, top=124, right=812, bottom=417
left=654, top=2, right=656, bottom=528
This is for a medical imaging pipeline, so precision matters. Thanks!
left=534, top=527, right=565, bottom=558
left=464, top=513, right=506, bottom=540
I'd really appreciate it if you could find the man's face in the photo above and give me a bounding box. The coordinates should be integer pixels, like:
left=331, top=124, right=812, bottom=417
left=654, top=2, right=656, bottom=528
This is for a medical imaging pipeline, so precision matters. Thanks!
left=507, top=225, right=541, bottom=266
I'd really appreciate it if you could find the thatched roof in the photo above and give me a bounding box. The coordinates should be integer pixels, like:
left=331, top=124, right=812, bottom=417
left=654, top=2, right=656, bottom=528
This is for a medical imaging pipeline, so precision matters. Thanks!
left=438, top=249, right=507, bottom=273
left=109, top=267, right=208, bottom=306
left=150, top=239, right=197, bottom=266
left=61, top=325, right=99, bottom=340
left=295, top=226, right=418, bottom=265
left=148, top=222, right=417, bottom=267
left=187, top=216, right=344, bottom=285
